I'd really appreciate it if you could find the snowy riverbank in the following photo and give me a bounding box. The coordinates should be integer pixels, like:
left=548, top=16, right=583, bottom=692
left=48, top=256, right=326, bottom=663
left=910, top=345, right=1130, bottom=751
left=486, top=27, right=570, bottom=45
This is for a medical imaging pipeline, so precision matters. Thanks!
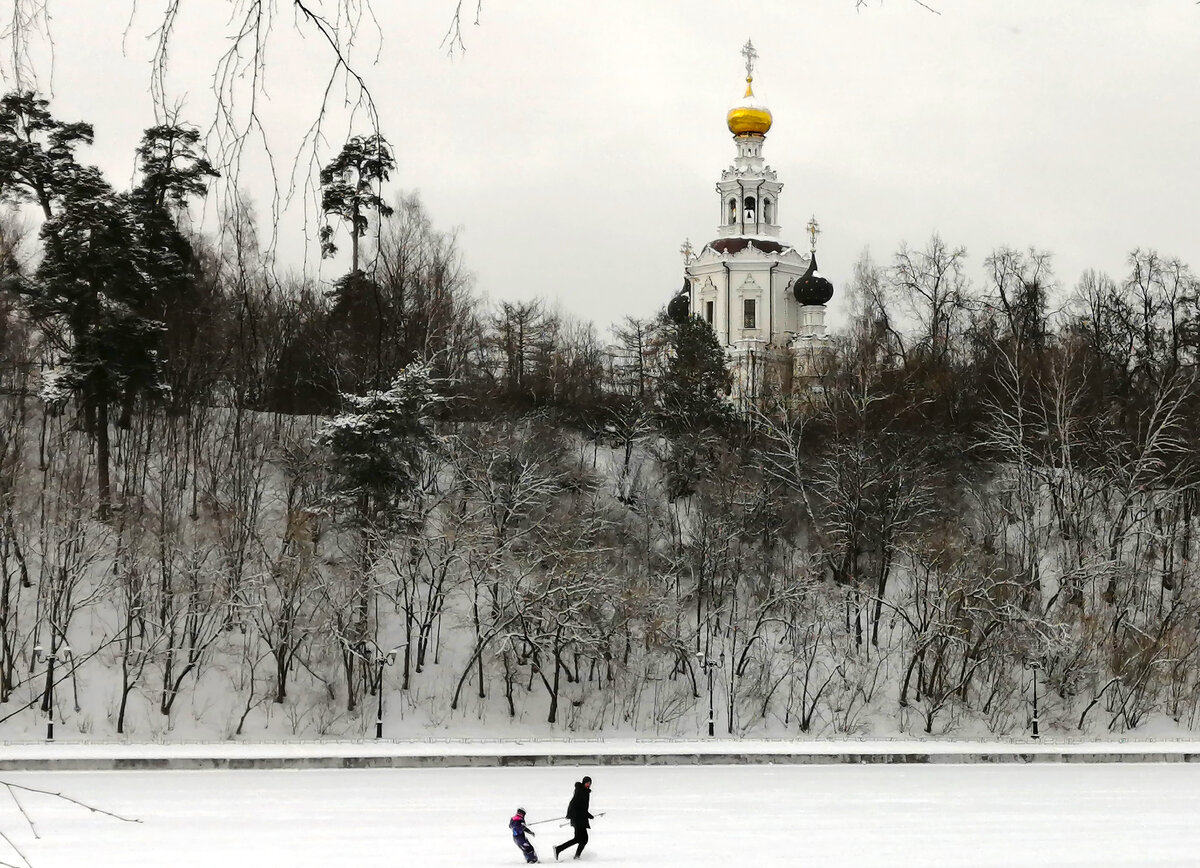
left=4, top=736, right=1200, bottom=770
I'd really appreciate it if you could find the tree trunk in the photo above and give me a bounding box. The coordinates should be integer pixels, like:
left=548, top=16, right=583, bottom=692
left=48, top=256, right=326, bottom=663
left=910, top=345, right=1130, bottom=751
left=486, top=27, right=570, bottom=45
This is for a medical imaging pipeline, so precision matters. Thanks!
left=96, top=399, right=112, bottom=519
left=274, top=642, right=289, bottom=703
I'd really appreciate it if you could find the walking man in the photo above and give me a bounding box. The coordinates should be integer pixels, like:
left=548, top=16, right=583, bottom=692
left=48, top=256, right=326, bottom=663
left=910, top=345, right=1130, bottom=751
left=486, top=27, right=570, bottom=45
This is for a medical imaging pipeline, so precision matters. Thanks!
left=554, top=776, right=593, bottom=860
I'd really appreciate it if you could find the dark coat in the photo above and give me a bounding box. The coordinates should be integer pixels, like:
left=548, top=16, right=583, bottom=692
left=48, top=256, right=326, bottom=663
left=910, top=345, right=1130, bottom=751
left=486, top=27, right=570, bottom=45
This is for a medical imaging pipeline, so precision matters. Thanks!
left=565, top=782, right=592, bottom=829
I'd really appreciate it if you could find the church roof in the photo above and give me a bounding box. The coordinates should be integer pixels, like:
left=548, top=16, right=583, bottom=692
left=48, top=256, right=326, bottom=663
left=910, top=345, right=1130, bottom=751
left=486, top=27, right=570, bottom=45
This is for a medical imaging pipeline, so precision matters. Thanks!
left=705, top=237, right=787, bottom=256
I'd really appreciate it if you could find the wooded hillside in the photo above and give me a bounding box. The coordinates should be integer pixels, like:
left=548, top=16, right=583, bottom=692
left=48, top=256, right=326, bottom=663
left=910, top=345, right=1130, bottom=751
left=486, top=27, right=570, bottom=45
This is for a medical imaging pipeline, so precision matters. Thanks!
left=3, top=94, right=1200, bottom=740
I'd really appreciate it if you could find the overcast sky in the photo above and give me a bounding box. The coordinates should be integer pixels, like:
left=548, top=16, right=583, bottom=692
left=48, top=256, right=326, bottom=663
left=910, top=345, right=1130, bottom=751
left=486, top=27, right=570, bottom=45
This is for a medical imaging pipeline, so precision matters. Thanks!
left=9, top=0, right=1200, bottom=332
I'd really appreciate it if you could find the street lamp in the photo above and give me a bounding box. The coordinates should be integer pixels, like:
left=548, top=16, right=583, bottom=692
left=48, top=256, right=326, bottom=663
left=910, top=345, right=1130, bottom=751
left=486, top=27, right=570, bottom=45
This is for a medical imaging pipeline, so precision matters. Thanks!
left=696, top=651, right=723, bottom=738
left=363, top=644, right=403, bottom=739
left=1024, top=660, right=1043, bottom=739
left=32, top=643, right=72, bottom=742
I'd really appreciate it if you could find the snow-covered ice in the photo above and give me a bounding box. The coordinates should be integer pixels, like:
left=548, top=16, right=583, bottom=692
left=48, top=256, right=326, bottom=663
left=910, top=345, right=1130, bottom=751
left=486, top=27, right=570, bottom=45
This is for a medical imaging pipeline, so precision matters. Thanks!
left=3, top=763, right=1198, bottom=867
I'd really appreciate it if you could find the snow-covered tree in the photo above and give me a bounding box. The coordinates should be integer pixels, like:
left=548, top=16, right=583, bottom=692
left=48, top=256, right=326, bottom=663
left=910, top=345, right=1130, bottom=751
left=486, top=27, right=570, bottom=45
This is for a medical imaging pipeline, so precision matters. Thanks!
left=320, top=362, right=441, bottom=524
left=130, top=122, right=219, bottom=410
left=0, top=91, right=93, bottom=219
left=28, top=169, right=169, bottom=516
left=318, top=362, right=442, bottom=709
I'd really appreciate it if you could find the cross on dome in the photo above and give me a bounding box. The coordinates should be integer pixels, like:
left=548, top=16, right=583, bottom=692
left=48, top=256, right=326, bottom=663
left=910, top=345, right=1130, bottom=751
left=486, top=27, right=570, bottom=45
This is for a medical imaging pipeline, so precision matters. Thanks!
left=806, top=215, right=821, bottom=254
left=680, top=238, right=695, bottom=264
left=741, top=39, right=759, bottom=80
left=728, top=40, right=771, bottom=136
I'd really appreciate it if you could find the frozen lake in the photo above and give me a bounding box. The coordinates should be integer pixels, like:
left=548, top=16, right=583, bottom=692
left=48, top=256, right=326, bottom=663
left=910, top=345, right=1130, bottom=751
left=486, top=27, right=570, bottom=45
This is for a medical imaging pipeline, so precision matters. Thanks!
left=3, top=763, right=1198, bottom=867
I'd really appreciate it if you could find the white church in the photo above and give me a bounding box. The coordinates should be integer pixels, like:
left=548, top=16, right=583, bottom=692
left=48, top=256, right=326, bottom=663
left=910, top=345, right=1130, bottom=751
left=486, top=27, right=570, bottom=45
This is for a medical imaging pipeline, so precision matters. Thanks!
left=668, top=41, right=834, bottom=407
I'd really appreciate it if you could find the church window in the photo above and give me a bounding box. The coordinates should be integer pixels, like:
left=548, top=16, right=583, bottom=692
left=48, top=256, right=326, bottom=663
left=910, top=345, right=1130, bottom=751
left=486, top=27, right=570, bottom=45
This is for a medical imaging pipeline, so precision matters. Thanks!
left=763, top=197, right=774, bottom=223
left=727, top=198, right=737, bottom=224
left=743, top=196, right=756, bottom=221
left=743, top=298, right=757, bottom=330
left=705, top=300, right=715, bottom=325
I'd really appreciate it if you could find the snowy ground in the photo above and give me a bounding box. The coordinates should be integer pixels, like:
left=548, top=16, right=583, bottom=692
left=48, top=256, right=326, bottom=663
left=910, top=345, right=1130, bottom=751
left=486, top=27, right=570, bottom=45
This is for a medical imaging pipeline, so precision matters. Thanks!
left=2, top=763, right=1198, bottom=867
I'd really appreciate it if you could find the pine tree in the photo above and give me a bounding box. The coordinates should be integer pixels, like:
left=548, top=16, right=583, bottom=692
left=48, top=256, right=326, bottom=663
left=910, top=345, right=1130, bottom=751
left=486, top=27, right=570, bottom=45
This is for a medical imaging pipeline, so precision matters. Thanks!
left=31, top=169, right=168, bottom=516
left=134, top=123, right=218, bottom=210
left=11, top=106, right=217, bottom=515
left=130, top=122, right=218, bottom=408
left=0, top=91, right=93, bottom=218
left=659, top=313, right=733, bottom=432
left=657, top=313, right=733, bottom=498
left=326, top=267, right=390, bottom=394
left=319, top=133, right=395, bottom=274
left=319, top=362, right=441, bottom=526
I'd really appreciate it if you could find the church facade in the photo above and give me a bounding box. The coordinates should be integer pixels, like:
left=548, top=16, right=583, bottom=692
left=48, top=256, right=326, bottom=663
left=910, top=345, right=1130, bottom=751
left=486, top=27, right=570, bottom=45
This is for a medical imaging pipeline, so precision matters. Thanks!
left=668, top=42, right=834, bottom=408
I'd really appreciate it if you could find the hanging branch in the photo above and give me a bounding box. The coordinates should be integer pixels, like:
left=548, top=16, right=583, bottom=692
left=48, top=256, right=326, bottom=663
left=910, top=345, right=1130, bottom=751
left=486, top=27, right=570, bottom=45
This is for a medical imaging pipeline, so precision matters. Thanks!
left=0, top=0, right=52, bottom=91
left=3, top=787, right=35, bottom=838
left=0, top=825, right=31, bottom=868
left=442, top=0, right=483, bottom=55
left=0, top=780, right=140, bottom=868
left=202, top=1, right=383, bottom=259
left=2, top=780, right=143, bottom=825
left=4, top=2, right=390, bottom=266
left=856, top=0, right=941, bottom=12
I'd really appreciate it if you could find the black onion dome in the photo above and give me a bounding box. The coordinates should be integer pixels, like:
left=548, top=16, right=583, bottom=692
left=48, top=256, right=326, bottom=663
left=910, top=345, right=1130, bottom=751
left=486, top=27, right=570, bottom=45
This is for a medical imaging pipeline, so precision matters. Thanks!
left=793, top=254, right=834, bottom=306
left=667, top=289, right=690, bottom=323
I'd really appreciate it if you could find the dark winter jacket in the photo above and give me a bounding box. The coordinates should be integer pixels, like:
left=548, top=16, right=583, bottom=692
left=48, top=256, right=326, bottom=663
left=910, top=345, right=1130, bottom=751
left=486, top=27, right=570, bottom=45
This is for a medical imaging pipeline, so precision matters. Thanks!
left=565, top=782, right=592, bottom=829
left=510, top=814, right=534, bottom=839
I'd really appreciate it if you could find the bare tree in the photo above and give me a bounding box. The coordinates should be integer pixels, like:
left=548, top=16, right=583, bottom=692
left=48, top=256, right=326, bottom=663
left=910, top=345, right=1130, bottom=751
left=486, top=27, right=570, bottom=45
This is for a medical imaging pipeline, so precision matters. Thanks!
left=889, top=234, right=970, bottom=367
left=0, top=215, right=33, bottom=702
left=377, top=454, right=463, bottom=690
left=609, top=317, right=666, bottom=401
left=0, top=390, right=31, bottom=703
left=447, top=419, right=568, bottom=712
left=28, top=439, right=112, bottom=735
left=890, top=535, right=1024, bottom=734
left=251, top=440, right=327, bottom=705
left=506, top=490, right=619, bottom=724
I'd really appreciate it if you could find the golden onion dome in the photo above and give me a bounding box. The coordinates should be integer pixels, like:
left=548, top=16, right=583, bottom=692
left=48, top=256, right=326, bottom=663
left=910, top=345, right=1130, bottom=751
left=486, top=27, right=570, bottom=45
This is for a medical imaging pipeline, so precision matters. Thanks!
left=727, top=77, right=772, bottom=137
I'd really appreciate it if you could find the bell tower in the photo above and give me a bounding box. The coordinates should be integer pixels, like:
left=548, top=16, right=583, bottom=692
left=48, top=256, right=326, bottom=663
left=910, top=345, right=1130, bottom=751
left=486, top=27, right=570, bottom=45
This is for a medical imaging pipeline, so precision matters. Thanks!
left=717, top=40, right=783, bottom=240
left=668, top=41, right=836, bottom=407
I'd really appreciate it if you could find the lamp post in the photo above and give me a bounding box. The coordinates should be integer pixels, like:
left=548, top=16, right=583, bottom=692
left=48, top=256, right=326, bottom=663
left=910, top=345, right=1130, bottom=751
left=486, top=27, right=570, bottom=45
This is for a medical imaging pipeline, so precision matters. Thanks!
left=1024, top=660, right=1042, bottom=739
left=696, top=651, right=723, bottom=738
left=365, top=644, right=402, bottom=739
left=33, top=643, right=72, bottom=742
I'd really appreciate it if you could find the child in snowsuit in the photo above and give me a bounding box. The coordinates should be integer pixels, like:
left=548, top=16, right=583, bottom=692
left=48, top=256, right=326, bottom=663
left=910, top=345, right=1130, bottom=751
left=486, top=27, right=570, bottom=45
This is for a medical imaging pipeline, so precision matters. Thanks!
left=510, top=808, right=539, bottom=863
